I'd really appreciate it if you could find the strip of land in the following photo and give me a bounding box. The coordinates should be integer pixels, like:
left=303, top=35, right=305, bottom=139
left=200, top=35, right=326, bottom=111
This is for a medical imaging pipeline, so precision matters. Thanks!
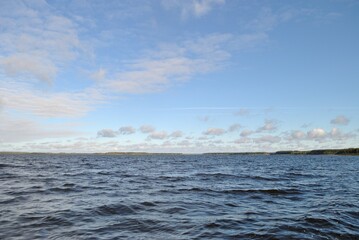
left=205, top=148, right=359, bottom=156
left=0, top=148, right=358, bottom=155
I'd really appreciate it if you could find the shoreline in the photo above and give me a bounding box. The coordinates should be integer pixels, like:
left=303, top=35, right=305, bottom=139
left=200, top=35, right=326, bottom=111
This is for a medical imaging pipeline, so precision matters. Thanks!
left=0, top=148, right=358, bottom=156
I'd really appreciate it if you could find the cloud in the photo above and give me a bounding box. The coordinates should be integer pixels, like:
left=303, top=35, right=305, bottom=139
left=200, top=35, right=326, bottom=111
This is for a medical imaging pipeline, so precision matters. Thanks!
left=162, top=0, right=225, bottom=19
left=257, top=119, right=278, bottom=132
left=169, top=130, right=183, bottom=138
left=228, top=124, right=241, bottom=132
left=178, top=140, right=191, bottom=146
left=253, top=135, right=281, bottom=144
left=0, top=85, right=101, bottom=118
left=97, top=126, right=136, bottom=138
left=147, top=131, right=168, bottom=140
left=198, top=136, right=209, bottom=140
left=108, top=57, right=196, bottom=93
left=307, top=128, right=327, bottom=139
left=140, top=125, right=155, bottom=134
left=330, top=115, right=350, bottom=125
left=91, top=68, right=107, bottom=81
left=0, top=1, right=83, bottom=83
left=105, top=33, right=232, bottom=94
left=285, top=127, right=356, bottom=144
left=118, top=126, right=136, bottom=135
left=0, top=115, right=81, bottom=143
left=0, top=54, right=57, bottom=83
left=97, top=129, right=118, bottom=138
left=289, top=130, right=306, bottom=140
left=203, top=128, right=226, bottom=136
left=247, top=8, right=280, bottom=32
left=234, top=137, right=252, bottom=144
left=240, top=129, right=254, bottom=137
left=329, top=128, right=355, bottom=140
left=0, top=97, right=3, bottom=111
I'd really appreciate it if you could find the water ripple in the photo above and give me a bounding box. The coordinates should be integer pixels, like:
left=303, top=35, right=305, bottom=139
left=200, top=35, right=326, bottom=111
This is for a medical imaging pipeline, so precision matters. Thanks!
left=0, top=154, right=358, bottom=239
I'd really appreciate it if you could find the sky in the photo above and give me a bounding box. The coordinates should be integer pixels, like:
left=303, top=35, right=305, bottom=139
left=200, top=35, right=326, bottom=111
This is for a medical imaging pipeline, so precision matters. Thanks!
left=0, top=0, right=358, bottom=153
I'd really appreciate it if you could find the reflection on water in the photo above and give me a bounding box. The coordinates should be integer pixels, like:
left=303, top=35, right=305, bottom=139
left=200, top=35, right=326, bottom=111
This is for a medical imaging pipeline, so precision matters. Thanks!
left=0, top=154, right=358, bottom=239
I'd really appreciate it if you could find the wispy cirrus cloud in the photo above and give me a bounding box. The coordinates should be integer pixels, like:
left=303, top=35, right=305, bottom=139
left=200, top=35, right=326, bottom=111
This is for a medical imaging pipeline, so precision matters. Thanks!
left=0, top=0, right=84, bottom=84
left=91, top=68, right=107, bottom=82
left=0, top=115, right=81, bottom=143
left=0, top=1, right=100, bottom=120
left=0, top=84, right=102, bottom=118
left=105, top=33, right=232, bottom=94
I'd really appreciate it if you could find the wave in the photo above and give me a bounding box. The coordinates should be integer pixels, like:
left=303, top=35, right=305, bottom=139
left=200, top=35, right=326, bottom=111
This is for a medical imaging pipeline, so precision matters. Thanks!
left=175, top=187, right=301, bottom=196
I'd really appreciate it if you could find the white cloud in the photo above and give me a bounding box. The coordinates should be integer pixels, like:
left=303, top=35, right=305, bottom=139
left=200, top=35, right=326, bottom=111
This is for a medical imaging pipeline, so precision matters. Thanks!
left=329, top=128, right=355, bottom=140
left=108, top=57, right=195, bottom=93
left=234, top=137, right=252, bottom=144
left=254, top=135, right=281, bottom=144
left=198, top=136, right=209, bottom=140
left=162, top=0, right=225, bottom=19
left=0, top=85, right=100, bottom=118
left=140, top=125, right=155, bottom=134
left=0, top=96, right=3, bottom=111
left=105, top=34, right=231, bottom=94
left=97, top=129, right=118, bottom=138
left=170, top=130, right=183, bottom=138
left=257, top=119, right=278, bottom=132
left=0, top=114, right=81, bottom=143
left=284, top=127, right=356, bottom=145
left=290, top=130, right=306, bottom=140
left=178, top=140, right=191, bottom=146
left=228, top=124, right=241, bottom=132
left=0, top=1, right=83, bottom=83
left=91, top=68, right=107, bottom=81
left=147, top=131, right=168, bottom=140
left=203, top=128, right=226, bottom=136
left=240, top=129, right=254, bottom=137
left=247, top=8, right=280, bottom=32
left=0, top=54, right=57, bottom=83
left=307, top=128, right=327, bottom=139
left=118, top=126, right=136, bottom=135
left=330, top=115, right=350, bottom=125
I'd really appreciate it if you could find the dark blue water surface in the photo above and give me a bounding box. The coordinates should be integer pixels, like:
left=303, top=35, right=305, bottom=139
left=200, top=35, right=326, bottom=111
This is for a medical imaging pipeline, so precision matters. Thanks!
left=0, top=154, right=358, bottom=239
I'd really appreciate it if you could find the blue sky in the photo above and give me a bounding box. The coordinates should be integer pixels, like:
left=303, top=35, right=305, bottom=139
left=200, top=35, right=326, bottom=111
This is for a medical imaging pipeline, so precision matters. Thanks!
left=0, top=0, right=358, bottom=153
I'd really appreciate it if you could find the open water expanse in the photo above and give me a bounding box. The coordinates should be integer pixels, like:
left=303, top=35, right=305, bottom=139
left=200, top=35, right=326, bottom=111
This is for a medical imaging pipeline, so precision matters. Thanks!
left=0, top=154, right=358, bottom=239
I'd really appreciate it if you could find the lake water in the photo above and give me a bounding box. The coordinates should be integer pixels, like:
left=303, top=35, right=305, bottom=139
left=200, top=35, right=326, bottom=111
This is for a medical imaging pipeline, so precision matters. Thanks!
left=0, top=154, right=358, bottom=239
